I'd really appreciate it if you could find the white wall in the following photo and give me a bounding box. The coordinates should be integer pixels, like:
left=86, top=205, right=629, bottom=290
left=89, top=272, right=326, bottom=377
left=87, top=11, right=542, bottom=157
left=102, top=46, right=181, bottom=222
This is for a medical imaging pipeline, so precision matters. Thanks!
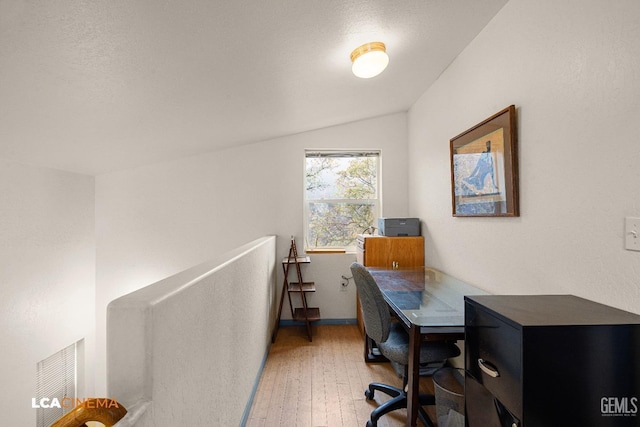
left=0, top=160, right=95, bottom=424
left=108, top=236, right=276, bottom=426
left=95, top=112, right=410, bottom=394
left=408, top=0, right=640, bottom=313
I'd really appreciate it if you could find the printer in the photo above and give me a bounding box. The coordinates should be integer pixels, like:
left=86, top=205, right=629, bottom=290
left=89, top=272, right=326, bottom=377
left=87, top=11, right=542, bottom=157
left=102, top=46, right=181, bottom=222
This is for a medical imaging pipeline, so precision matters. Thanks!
left=377, top=218, right=421, bottom=237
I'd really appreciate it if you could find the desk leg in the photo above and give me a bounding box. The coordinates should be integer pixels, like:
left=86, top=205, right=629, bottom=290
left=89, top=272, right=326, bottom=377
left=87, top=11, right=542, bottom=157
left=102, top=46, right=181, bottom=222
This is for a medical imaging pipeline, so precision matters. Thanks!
left=406, top=324, right=420, bottom=427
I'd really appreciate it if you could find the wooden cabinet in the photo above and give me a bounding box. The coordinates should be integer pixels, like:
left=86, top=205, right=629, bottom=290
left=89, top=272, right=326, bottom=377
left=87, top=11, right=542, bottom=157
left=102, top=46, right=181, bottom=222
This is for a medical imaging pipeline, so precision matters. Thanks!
left=355, top=235, right=424, bottom=361
left=356, top=235, right=424, bottom=269
left=465, top=295, right=640, bottom=427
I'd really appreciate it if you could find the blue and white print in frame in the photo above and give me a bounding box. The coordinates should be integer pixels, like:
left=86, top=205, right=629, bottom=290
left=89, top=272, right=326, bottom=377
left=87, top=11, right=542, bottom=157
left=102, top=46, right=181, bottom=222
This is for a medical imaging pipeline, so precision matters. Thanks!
left=450, top=105, right=519, bottom=217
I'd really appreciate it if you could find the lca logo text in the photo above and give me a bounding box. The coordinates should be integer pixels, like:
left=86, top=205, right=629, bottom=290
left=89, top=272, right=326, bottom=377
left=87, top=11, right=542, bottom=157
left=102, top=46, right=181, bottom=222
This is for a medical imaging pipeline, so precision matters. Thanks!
left=32, top=397, right=120, bottom=409
left=601, top=397, right=638, bottom=417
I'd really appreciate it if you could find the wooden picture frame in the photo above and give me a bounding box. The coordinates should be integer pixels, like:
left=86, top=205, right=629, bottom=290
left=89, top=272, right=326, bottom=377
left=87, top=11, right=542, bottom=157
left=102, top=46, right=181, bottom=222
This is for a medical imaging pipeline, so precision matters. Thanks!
left=450, top=105, right=519, bottom=217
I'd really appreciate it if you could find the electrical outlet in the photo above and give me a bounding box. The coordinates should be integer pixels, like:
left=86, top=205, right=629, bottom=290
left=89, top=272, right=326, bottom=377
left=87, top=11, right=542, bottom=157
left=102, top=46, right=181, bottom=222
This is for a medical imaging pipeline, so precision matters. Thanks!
left=340, top=276, right=349, bottom=291
left=625, top=217, right=640, bottom=251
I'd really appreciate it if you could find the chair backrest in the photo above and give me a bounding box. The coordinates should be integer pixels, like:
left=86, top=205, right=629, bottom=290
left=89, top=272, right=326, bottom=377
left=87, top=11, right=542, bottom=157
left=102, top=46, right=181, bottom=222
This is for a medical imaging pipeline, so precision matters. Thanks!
left=350, top=262, right=391, bottom=344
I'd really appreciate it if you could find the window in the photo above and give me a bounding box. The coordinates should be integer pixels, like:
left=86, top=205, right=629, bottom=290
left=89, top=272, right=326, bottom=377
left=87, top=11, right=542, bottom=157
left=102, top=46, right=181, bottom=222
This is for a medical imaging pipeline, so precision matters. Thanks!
left=304, top=150, right=381, bottom=252
left=36, top=341, right=79, bottom=427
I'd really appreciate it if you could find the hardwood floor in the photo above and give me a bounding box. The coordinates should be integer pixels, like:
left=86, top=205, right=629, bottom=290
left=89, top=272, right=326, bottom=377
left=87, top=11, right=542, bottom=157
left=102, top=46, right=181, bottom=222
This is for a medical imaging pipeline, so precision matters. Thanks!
left=246, top=324, right=439, bottom=427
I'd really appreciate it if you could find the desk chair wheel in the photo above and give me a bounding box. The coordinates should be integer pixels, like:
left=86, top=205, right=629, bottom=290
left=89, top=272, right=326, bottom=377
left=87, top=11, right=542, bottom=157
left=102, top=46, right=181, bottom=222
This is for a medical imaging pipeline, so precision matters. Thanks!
left=365, top=382, right=403, bottom=401
left=364, top=383, right=407, bottom=427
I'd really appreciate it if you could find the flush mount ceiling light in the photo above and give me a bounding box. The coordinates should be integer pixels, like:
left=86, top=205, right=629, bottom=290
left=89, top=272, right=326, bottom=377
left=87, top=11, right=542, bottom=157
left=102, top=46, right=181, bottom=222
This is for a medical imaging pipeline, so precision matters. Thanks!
left=350, top=42, right=389, bottom=78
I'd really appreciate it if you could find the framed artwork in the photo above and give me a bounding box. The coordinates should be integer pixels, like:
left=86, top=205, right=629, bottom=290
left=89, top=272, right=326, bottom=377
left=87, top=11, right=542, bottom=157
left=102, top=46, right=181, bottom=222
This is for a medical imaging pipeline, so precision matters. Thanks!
left=450, top=105, right=519, bottom=217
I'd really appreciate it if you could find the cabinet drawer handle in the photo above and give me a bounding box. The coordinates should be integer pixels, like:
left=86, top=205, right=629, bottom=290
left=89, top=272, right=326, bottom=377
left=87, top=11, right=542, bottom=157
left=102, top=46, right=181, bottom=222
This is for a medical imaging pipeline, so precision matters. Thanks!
left=478, top=358, right=500, bottom=378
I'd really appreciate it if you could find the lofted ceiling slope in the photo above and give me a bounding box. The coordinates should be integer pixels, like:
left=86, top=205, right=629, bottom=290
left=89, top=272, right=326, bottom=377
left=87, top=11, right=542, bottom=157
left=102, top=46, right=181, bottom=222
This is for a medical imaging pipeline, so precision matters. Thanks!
left=0, top=0, right=508, bottom=175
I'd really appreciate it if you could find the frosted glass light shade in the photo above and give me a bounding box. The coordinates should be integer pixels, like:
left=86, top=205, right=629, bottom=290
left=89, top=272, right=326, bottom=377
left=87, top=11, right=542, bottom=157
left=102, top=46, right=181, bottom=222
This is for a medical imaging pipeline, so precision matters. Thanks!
left=350, top=42, right=389, bottom=78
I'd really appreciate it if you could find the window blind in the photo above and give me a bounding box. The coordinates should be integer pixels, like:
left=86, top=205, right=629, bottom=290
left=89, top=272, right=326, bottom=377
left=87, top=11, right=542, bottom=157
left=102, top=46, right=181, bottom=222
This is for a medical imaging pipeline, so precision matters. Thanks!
left=35, top=342, right=77, bottom=427
left=305, top=150, right=380, bottom=158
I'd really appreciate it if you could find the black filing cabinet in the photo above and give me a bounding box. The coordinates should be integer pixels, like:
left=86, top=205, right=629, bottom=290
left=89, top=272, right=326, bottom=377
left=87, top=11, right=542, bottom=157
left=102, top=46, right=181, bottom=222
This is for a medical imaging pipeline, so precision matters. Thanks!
left=465, top=295, right=640, bottom=427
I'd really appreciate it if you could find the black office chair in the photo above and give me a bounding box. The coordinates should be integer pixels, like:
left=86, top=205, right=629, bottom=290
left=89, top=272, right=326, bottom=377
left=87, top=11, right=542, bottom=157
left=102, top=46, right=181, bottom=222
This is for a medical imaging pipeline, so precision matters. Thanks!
left=350, top=262, right=460, bottom=427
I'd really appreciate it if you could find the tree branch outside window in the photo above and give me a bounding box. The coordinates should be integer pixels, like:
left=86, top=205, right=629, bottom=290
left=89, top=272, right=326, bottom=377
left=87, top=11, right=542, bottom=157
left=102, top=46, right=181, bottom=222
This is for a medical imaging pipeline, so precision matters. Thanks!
left=304, top=151, right=380, bottom=251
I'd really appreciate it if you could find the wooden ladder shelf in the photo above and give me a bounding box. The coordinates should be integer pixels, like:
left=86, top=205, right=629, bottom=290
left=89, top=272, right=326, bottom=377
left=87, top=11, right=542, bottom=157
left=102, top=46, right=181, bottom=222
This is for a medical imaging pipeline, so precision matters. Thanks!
left=272, top=237, right=320, bottom=342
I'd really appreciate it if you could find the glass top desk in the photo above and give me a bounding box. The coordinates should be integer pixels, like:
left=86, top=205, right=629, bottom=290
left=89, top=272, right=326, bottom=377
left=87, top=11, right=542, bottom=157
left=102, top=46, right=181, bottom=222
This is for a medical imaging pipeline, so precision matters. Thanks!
left=367, top=266, right=488, bottom=427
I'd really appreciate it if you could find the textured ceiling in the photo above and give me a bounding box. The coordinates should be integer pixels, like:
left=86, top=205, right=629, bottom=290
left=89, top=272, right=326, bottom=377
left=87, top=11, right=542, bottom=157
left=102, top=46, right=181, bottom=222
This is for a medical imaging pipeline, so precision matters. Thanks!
left=0, top=0, right=507, bottom=175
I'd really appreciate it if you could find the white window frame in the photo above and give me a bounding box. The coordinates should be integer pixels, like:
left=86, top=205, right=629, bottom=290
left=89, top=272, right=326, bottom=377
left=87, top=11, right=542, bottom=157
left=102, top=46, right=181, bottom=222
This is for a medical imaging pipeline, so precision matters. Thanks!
left=303, top=150, right=381, bottom=253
